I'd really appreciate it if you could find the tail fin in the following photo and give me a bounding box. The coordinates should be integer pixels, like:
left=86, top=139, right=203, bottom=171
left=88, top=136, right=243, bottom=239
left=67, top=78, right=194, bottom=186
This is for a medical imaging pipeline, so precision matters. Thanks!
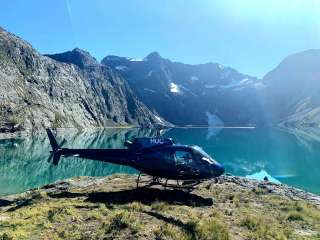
left=46, top=128, right=63, bottom=165
left=46, top=128, right=59, bottom=151
left=52, top=150, right=62, bottom=165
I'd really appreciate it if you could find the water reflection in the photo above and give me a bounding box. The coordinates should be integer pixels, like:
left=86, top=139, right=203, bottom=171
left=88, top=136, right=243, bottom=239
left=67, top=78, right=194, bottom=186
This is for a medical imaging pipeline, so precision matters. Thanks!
left=0, top=127, right=319, bottom=196
left=0, top=128, right=157, bottom=196
left=162, top=127, right=320, bottom=194
left=246, top=170, right=281, bottom=184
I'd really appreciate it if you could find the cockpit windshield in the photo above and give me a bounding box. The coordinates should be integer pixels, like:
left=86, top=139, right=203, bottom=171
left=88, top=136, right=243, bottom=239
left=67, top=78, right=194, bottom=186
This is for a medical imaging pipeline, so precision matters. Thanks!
left=192, top=146, right=216, bottom=164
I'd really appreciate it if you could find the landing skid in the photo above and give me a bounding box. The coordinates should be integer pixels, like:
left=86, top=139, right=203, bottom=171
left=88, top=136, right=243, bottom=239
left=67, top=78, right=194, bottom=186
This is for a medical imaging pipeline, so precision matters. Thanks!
left=136, top=172, right=201, bottom=192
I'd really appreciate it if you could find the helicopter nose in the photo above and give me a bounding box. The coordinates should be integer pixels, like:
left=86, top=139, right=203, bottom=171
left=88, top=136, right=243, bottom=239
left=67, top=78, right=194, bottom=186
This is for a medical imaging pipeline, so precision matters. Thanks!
left=212, top=162, right=225, bottom=177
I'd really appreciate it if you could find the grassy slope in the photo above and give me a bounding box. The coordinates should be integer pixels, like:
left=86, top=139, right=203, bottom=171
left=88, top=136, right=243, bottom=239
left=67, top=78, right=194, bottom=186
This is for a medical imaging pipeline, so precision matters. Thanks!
left=0, top=175, right=319, bottom=240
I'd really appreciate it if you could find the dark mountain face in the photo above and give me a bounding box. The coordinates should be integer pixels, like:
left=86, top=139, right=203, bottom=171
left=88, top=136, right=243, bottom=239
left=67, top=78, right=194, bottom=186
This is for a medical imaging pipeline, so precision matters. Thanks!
left=102, top=52, right=266, bottom=126
left=0, top=27, right=165, bottom=133
left=45, top=48, right=99, bottom=69
left=262, top=49, right=320, bottom=127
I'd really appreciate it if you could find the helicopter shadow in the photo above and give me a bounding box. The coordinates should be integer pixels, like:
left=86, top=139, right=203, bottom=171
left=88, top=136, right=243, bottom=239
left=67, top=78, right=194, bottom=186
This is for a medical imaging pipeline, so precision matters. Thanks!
left=50, top=188, right=213, bottom=207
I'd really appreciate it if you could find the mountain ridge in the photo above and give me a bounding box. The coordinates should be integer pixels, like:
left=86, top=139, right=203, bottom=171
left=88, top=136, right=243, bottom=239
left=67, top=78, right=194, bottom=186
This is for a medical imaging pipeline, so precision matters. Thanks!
left=1, top=25, right=320, bottom=133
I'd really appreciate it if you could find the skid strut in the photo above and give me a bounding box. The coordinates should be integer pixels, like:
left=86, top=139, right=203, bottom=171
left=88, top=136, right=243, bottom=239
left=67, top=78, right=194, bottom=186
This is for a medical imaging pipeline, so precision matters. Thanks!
left=136, top=172, right=201, bottom=191
left=136, top=172, right=142, bottom=188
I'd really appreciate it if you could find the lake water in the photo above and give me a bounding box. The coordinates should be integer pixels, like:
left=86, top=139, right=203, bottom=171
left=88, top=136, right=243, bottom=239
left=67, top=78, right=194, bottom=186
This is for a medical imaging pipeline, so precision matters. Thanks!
left=0, top=127, right=319, bottom=196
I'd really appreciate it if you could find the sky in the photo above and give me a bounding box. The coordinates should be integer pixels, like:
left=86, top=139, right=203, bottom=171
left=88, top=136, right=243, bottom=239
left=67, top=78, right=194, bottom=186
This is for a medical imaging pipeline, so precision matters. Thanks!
left=1, top=0, right=320, bottom=78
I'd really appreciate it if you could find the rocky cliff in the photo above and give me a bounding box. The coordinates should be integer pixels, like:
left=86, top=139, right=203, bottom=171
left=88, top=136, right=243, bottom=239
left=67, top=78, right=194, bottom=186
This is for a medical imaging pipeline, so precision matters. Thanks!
left=0, top=27, right=165, bottom=134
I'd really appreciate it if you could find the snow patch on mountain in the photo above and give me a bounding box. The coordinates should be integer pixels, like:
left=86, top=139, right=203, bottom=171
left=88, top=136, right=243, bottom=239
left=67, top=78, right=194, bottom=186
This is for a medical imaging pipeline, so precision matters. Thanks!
left=169, top=82, right=181, bottom=93
left=220, top=80, right=239, bottom=89
left=219, top=78, right=255, bottom=89
left=115, top=66, right=128, bottom=71
left=239, top=78, right=249, bottom=84
left=179, top=85, right=197, bottom=96
left=129, top=58, right=143, bottom=62
left=144, top=88, right=156, bottom=93
left=206, top=112, right=224, bottom=126
left=190, top=76, right=199, bottom=81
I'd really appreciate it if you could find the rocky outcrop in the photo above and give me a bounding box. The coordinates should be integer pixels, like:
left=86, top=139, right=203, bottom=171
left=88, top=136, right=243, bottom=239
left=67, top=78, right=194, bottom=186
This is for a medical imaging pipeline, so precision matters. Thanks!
left=0, top=27, right=165, bottom=134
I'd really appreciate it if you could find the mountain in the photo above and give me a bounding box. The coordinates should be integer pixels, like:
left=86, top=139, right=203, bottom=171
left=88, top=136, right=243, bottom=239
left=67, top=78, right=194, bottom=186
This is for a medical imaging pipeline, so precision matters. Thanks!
left=262, top=49, right=320, bottom=127
left=2, top=25, right=319, bottom=132
left=0, top=27, right=165, bottom=133
left=102, top=52, right=266, bottom=126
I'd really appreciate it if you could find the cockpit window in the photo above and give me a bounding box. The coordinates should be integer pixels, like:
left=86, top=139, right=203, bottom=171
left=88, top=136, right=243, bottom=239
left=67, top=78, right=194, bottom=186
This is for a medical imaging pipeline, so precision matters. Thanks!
left=192, top=146, right=216, bottom=164
left=174, top=150, right=193, bottom=164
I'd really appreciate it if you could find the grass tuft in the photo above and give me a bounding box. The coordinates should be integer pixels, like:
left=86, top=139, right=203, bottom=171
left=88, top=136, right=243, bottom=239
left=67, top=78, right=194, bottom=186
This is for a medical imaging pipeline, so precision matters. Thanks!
left=286, top=211, right=305, bottom=222
left=196, top=217, right=231, bottom=240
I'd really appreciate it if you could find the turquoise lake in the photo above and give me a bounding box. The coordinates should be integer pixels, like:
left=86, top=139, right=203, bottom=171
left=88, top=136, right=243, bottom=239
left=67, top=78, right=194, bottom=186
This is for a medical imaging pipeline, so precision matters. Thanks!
left=0, top=127, right=319, bottom=196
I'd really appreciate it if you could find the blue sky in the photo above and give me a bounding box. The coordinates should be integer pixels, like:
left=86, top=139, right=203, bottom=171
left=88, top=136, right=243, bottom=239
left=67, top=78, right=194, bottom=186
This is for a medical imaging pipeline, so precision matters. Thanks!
left=1, top=0, right=320, bottom=77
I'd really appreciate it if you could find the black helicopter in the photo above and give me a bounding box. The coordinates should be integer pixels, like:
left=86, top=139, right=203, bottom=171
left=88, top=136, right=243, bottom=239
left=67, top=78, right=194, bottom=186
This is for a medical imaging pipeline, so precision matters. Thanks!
left=46, top=128, right=225, bottom=190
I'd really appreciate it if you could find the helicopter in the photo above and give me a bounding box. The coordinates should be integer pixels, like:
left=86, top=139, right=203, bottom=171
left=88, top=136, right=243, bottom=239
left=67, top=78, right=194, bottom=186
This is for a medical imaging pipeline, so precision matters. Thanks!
left=46, top=128, right=225, bottom=191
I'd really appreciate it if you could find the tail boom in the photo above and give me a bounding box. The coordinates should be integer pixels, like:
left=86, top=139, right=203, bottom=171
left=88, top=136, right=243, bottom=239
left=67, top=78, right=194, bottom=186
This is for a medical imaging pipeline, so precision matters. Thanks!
left=59, top=148, right=133, bottom=166
left=46, top=128, right=134, bottom=166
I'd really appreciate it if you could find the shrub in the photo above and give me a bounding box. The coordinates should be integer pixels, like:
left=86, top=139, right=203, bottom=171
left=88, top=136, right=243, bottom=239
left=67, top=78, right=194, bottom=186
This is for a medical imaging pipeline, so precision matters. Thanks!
left=0, top=233, right=13, bottom=240
left=240, top=215, right=259, bottom=231
left=286, top=211, right=305, bottom=222
left=104, top=210, right=141, bottom=234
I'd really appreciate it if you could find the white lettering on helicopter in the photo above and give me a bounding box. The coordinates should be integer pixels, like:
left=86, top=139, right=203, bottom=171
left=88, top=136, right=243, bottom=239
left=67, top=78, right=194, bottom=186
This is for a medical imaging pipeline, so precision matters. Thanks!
left=150, top=138, right=164, bottom=144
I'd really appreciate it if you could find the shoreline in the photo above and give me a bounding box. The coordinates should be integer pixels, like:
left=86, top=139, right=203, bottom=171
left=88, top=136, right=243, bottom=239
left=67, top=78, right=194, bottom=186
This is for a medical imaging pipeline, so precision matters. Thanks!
left=1, top=174, right=319, bottom=206
left=0, top=125, right=257, bottom=140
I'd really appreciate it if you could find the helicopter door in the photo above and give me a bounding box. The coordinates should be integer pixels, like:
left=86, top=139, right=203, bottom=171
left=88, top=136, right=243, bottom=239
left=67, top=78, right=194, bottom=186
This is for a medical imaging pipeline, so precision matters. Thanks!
left=174, top=150, right=197, bottom=176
